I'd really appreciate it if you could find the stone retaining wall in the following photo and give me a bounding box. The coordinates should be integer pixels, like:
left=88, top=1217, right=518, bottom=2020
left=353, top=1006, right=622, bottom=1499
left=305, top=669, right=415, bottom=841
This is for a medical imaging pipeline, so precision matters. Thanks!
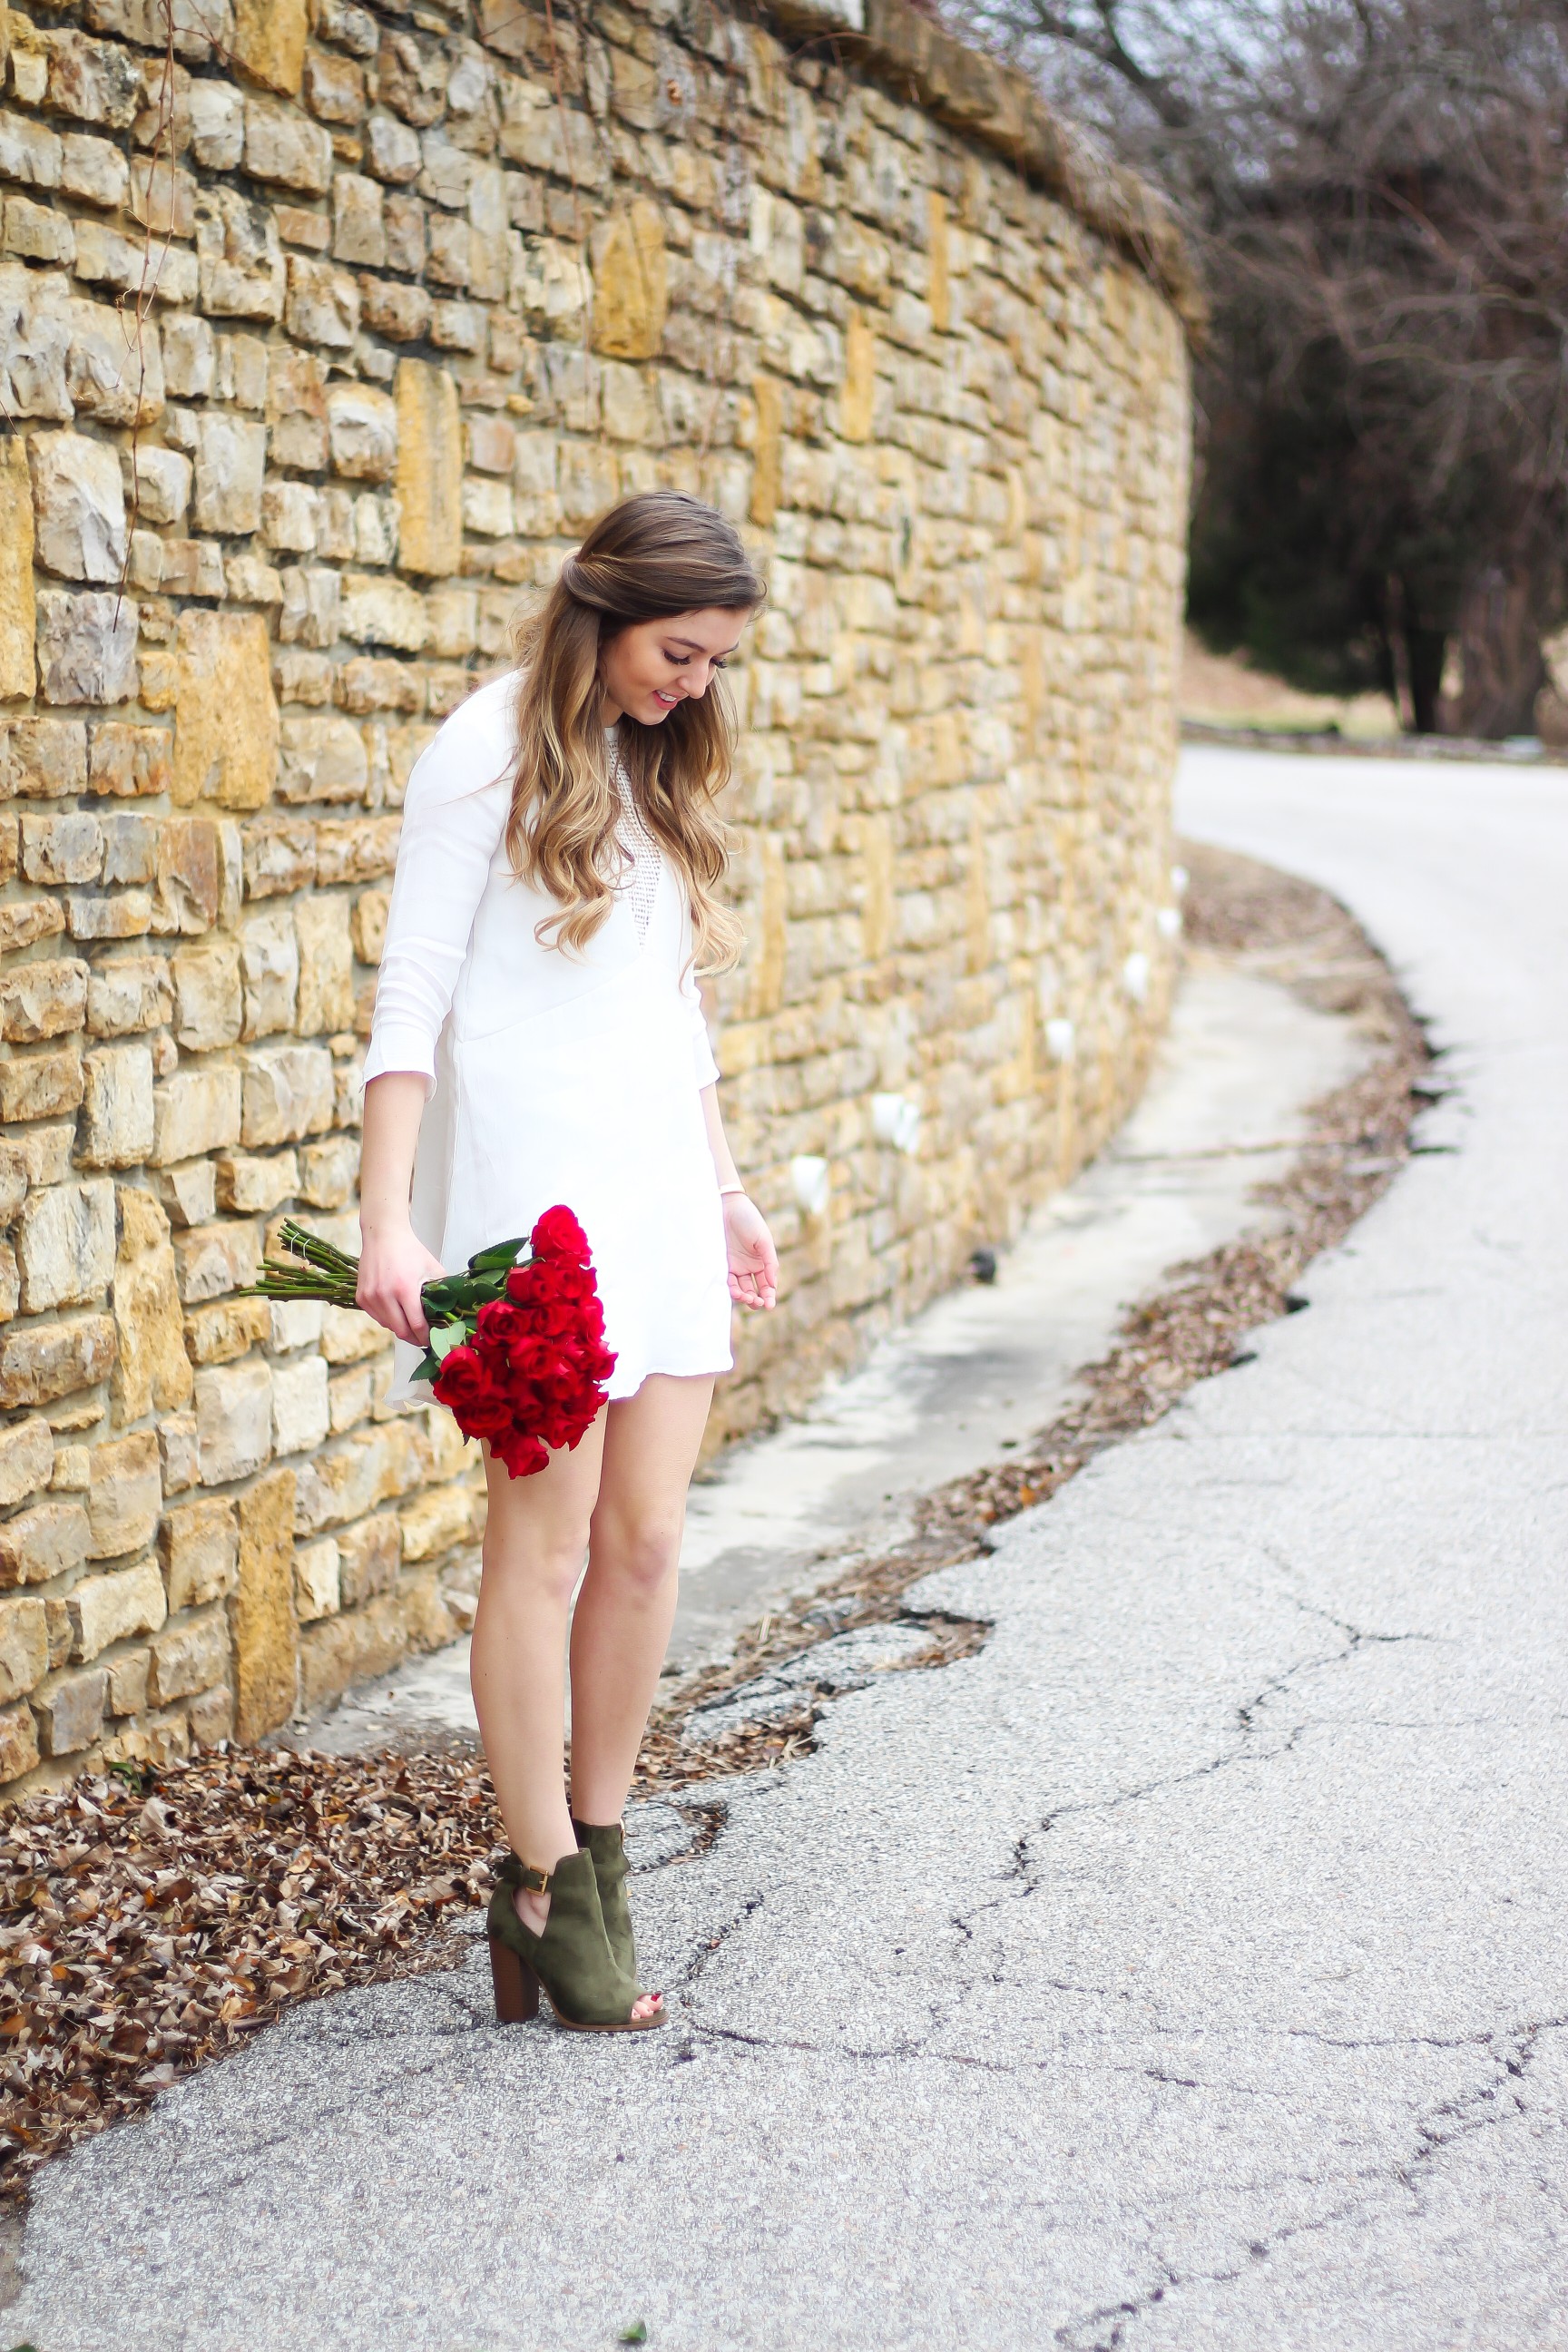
left=0, top=0, right=1190, bottom=1790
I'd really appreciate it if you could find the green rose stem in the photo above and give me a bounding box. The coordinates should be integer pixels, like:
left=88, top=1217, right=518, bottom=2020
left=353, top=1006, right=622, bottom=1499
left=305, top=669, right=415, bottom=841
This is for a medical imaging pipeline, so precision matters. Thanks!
left=243, top=1221, right=534, bottom=1383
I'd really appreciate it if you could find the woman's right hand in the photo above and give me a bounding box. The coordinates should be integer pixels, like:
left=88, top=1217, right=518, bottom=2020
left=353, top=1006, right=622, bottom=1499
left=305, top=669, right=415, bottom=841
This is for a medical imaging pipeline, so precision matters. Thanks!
left=356, top=1222, right=448, bottom=1347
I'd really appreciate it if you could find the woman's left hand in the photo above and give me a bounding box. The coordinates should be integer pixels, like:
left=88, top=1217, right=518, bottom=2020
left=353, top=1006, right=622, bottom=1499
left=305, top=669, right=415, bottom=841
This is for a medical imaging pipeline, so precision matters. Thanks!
left=723, top=1193, right=779, bottom=1310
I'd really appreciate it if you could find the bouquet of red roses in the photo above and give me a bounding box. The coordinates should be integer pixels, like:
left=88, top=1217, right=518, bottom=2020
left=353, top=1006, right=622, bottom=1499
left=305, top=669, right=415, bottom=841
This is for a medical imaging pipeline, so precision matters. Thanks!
left=245, top=1204, right=617, bottom=1480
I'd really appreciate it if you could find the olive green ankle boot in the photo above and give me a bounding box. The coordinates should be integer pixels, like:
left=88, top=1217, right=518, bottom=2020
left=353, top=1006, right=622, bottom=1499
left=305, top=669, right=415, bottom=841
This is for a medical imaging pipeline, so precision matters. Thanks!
left=486, top=1847, right=662, bottom=2033
left=572, top=1818, right=659, bottom=2012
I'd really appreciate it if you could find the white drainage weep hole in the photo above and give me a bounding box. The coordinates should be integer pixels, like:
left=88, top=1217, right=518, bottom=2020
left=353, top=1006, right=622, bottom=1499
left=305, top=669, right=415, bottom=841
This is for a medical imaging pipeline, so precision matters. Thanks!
left=789, top=1154, right=831, bottom=1218
left=870, top=1093, right=921, bottom=1153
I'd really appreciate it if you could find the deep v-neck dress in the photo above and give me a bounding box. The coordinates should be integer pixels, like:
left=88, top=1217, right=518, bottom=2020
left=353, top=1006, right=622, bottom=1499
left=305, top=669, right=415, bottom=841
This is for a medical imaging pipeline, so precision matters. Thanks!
left=364, top=671, right=731, bottom=1404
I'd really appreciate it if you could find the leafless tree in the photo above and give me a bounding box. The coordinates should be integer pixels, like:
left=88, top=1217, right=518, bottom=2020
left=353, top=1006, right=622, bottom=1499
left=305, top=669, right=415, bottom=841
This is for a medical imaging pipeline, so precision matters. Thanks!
left=945, top=0, right=1568, bottom=735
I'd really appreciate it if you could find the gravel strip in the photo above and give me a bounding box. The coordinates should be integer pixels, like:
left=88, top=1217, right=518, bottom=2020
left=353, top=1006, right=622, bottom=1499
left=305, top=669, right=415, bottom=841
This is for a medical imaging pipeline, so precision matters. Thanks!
left=0, top=840, right=1427, bottom=2201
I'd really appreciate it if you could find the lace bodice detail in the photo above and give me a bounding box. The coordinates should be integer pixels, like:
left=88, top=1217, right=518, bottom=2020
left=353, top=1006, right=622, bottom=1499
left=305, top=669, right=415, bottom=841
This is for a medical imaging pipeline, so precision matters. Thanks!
left=611, top=742, right=662, bottom=945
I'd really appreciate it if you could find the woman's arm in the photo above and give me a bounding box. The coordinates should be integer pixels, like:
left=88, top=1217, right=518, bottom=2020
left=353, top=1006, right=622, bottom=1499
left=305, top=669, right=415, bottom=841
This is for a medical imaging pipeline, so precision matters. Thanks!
left=357, top=1073, right=446, bottom=1344
left=701, top=1082, right=779, bottom=1312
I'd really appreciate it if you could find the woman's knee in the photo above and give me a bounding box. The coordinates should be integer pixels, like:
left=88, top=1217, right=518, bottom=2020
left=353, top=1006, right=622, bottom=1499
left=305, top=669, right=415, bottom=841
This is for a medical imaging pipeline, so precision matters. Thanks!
left=589, top=1513, right=681, bottom=1598
left=481, top=1520, right=591, bottom=1610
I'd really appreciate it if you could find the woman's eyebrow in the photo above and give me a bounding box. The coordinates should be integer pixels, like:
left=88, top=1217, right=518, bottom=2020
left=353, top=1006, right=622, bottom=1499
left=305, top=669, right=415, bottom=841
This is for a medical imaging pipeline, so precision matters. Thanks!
left=664, top=635, right=743, bottom=656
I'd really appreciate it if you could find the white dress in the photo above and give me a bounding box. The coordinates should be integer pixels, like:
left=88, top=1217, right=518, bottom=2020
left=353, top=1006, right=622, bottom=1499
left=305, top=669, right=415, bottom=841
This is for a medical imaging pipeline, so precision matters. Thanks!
left=363, top=671, right=731, bottom=1404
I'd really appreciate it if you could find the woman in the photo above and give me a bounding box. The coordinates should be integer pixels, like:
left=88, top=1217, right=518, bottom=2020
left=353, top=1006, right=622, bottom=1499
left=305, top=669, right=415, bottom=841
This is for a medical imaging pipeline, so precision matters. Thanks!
left=356, top=491, right=779, bottom=2033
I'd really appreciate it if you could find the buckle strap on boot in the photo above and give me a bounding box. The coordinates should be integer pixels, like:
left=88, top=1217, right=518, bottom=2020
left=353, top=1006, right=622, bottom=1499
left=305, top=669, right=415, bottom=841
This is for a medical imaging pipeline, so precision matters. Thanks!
left=496, top=1851, right=554, bottom=1897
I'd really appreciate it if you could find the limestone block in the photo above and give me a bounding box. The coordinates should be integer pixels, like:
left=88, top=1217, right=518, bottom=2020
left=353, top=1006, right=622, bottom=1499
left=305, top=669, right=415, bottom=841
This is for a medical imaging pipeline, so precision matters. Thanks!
left=68, top=1557, right=166, bottom=1664
left=590, top=201, right=667, bottom=359
left=158, top=1410, right=199, bottom=1496
left=93, top=723, right=173, bottom=802
left=338, top=573, right=427, bottom=653
left=150, top=1064, right=243, bottom=1164
left=144, top=1604, right=228, bottom=1706
left=244, top=97, right=331, bottom=193
left=349, top=887, right=388, bottom=967
left=398, top=1482, right=474, bottom=1563
left=195, top=1357, right=272, bottom=1485
left=216, top=1151, right=298, bottom=1215
left=172, top=610, right=278, bottom=808
left=359, top=277, right=432, bottom=344
left=314, top=815, right=401, bottom=885
left=28, top=428, right=127, bottom=584
left=185, top=1294, right=270, bottom=1366
left=34, top=1664, right=108, bottom=1758
left=0, top=1498, right=91, bottom=1587
left=306, top=50, right=368, bottom=125
left=162, top=312, right=216, bottom=398
left=365, top=109, right=421, bottom=184
left=285, top=255, right=358, bottom=348
left=35, top=589, right=138, bottom=705
left=262, top=479, right=318, bottom=554
left=159, top=1493, right=240, bottom=1610
left=0, top=111, right=63, bottom=189
left=0, top=1041, right=83, bottom=1124
left=60, top=128, right=129, bottom=207
left=87, top=955, right=172, bottom=1038
left=173, top=1218, right=259, bottom=1306
left=394, top=358, right=461, bottom=576
left=100, top=814, right=158, bottom=887
left=298, top=1135, right=357, bottom=1208
left=318, top=1302, right=386, bottom=1366
left=327, top=383, right=397, bottom=482
left=16, top=1178, right=115, bottom=1312
left=191, top=414, right=267, bottom=536
left=0, top=717, right=88, bottom=799
left=273, top=1353, right=329, bottom=1456
left=294, top=1534, right=340, bottom=1622
left=0, top=1313, right=115, bottom=1410
left=83, top=1431, right=162, bottom=1564
left=277, top=713, right=367, bottom=807
left=296, top=896, right=355, bottom=1034
left=278, top=567, right=339, bottom=652
left=336, top=1508, right=399, bottom=1606
left=169, top=943, right=240, bottom=1054
left=75, top=1042, right=155, bottom=1170
left=461, top=475, right=514, bottom=537
left=0, top=897, right=64, bottom=955
left=2, top=193, right=73, bottom=265
left=240, top=909, right=301, bottom=1037
left=150, top=814, right=222, bottom=936
left=232, top=1465, right=297, bottom=1739
left=111, top=1184, right=191, bottom=1423
left=65, top=888, right=153, bottom=943
left=267, top=1298, right=322, bottom=1357
left=0, top=434, right=36, bottom=699
left=231, top=0, right=307, bottom=96
left=332, top=172, right=385, bottom=266
left=195, top=185, right=285, bottom=319
left=241, top=819, right=316, bottom=900
left=0, top=1696, right=40, bottom=1780
left=0, top=956, right=89, bottom=1044
left=105, top=1645, right=149, bottom=1718
left=0, top=1416, right=54, bottom=1511
left=240, top=1044, right=335, bottom=1145
left=0, top=1597, right=48, bottom=1705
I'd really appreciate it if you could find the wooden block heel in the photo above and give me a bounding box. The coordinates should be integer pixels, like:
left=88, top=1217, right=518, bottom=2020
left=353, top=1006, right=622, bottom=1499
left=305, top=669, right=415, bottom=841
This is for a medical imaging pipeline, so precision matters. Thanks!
left=489, top=1932, right=541, bottom=2024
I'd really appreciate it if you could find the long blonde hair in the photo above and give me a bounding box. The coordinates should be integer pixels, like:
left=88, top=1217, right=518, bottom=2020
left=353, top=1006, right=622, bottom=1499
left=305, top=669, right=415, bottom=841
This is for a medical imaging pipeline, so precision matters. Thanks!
left=506, top=491, right=765, bottom=970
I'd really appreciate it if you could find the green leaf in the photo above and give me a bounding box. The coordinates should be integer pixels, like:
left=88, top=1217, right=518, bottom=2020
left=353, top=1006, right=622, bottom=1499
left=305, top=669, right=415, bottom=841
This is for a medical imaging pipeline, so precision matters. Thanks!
left=428, top=1320, right=467, bottom=1360
left=410, top=1350, right=441, bottom=1384
left=467, top=1237, right=529, bottom=1273
left=617, top=2326, right=649, bottom=2346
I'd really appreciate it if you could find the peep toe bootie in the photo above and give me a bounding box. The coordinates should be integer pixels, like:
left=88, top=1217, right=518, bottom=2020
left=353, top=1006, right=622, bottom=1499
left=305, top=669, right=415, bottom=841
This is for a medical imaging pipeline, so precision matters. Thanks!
left=486, top=1848, right=664, bottom=2033
left=573, top=1818, right=662, bottom=2015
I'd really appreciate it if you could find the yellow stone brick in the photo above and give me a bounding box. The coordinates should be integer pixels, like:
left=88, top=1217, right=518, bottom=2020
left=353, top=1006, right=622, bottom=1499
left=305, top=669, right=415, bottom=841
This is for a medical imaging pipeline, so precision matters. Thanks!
left=590, top=199, right=667, bottom=361
left=394, top=359, right=462, bottom=578
left=232, top=1466, right=297, bottom=1741
left=111, top=1186, right=194, bottom=1426
left=0, top=436, right=36, bottom=702
left=231, top=0, right=308, bottom=97
left=172, top=612, right=279, bottom=809
left=841, top=309, right=877, bottom=443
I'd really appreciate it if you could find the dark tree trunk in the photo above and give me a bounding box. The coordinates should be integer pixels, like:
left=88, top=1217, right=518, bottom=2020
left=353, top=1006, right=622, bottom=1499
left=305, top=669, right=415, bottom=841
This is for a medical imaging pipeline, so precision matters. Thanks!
left=1454, top=567, right=1546, bottom=739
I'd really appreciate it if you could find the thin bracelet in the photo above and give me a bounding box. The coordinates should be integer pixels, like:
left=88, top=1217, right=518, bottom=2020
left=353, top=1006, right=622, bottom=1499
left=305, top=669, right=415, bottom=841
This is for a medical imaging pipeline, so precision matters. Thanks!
left=719, top=1183, right=748, bottom=1200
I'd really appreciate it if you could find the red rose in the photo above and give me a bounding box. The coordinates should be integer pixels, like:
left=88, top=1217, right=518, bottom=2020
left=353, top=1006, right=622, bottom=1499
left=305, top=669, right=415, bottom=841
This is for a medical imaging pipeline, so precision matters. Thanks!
left=530, top=1205, right=593, bottom=1266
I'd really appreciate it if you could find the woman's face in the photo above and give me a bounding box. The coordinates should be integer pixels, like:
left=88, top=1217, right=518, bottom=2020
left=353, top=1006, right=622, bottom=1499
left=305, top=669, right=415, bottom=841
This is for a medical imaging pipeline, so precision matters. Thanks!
left=599, top=606, right=750, bottom=727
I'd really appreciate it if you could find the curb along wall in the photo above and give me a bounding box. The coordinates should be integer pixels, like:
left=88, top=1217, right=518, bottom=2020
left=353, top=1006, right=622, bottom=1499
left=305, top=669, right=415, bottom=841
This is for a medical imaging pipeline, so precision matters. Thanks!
left=0, top=0, right=1191, bottom=1789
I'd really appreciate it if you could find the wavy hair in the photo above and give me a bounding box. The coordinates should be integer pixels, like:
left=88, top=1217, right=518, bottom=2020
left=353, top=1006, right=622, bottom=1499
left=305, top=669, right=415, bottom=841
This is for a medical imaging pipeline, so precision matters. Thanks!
left=505, top=491, right=765, bottom=970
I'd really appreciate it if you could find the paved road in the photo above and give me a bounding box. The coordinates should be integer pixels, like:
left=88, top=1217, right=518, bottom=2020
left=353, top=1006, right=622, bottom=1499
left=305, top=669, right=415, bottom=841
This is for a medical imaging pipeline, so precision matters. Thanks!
left=16, top=750, right=1568, bottom=2350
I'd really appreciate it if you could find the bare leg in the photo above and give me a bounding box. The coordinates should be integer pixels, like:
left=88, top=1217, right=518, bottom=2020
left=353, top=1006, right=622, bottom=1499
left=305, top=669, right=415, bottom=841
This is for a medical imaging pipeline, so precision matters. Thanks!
left=470, top=1422, right=603, bottom=1941
left=570, top=1374, right=715, bottom=1823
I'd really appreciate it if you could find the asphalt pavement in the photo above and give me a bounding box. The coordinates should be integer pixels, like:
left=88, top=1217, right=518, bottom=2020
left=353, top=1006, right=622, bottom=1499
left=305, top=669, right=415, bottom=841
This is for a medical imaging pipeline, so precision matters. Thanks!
left=14, top=748, right=1568, bottom=2351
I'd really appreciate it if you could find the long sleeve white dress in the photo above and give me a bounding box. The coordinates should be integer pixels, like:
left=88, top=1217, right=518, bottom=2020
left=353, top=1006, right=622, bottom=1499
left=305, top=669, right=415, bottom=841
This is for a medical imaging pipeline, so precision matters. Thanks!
left=363, top=671, right=732, bottom=1405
